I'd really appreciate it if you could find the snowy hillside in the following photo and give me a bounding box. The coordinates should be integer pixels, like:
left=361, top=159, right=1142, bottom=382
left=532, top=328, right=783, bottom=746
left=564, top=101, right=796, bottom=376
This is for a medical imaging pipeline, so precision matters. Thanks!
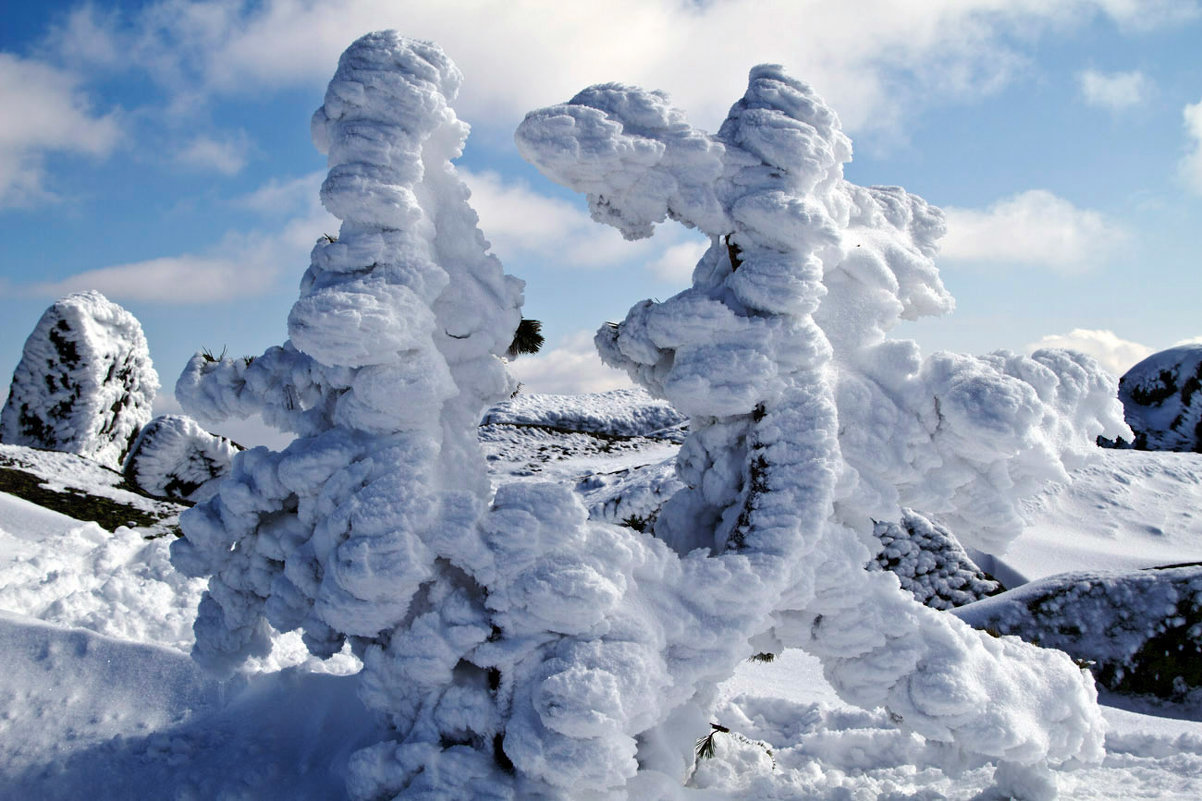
left=1, top=391, right=1202, bottom=799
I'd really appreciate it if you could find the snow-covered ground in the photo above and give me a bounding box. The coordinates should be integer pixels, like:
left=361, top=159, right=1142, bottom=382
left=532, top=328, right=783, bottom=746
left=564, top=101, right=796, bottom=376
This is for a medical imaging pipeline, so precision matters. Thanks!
left=1, top=392, right=1201, bottom=799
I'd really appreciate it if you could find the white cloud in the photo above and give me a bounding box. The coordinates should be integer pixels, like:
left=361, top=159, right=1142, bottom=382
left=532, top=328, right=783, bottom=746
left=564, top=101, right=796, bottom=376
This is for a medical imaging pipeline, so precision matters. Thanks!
left=0, top=53, right=120, bottom=206
left=648, top=241, right=710, bottom=283
left=30, top=176, right=336, bottom=303
left=1181, top=98, right=1202, bottom=194
left=177, top=132, right=250, bottom=175
left=940, top=190, right=1127, bottom=272
left=50, top=0, right=1192, bottom=139
left=1077, top=69, right=1150, bottom=111
left=234, top=171, right=325, bottom=217
left=507, top=330, right=634, bottom=395
left=462, top=169, right=698, bottom=270
left=1026, top=328, right=1153, bottom=376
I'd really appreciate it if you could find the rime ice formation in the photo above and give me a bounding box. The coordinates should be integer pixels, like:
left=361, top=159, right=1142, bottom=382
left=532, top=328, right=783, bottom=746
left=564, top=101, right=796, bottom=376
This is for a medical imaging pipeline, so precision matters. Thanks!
left=518, top=66, right=1128, bottom=795
left=1, top=291, right=158, bottom=471
left=123, top=415, right=241, bottom=502
left=1117, top=344, right=1202, bottom=452
left=170, top=31, right=533, bottom=799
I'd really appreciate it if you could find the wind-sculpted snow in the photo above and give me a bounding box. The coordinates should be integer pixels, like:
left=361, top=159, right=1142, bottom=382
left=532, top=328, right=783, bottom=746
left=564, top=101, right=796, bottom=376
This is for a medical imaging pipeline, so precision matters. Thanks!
left=519, top=64, right=1128, bottom=795
left=1, top=291, right=158, bottom=471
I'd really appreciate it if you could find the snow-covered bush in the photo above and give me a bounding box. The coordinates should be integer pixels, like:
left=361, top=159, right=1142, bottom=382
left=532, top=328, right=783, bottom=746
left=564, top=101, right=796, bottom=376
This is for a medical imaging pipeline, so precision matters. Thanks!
left=1, top=291, right=158, bottom=470
left=1116, top=344, right=1202, bottom=452
left=123, top=414, right=240, bottom=502
left=956, top=564, right=1202, bottom=700
left=518, top=64, right=1128, bottom=796
left=870, top=509, right=1001, bottom=610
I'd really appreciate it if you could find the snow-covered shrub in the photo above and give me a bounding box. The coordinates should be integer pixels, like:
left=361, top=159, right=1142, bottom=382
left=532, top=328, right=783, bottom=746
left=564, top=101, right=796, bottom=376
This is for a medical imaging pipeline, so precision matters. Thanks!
left=1, top=291, right=158, bottom=470
left=1116, top=344, right=1202, bottom=452
left=870, top=509, right=1001, bottom=610
left=123, top=414, right=241, bottom=502
left=483, top=388, right=687, bottom=437
left=519, top=63, right=1128, bottom=794
left=956, top=565, right=1202, bottom=699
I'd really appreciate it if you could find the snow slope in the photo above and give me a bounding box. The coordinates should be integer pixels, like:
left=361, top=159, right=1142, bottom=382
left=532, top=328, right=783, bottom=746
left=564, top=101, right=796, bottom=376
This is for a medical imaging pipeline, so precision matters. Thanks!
left=1, top=396, right=1202, bottom=798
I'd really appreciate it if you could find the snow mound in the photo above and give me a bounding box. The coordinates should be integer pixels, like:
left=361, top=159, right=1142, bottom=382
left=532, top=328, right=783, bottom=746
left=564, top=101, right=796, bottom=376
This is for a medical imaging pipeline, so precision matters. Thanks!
left=1, top=291, right=158, bottom=470
left=1117, top=344, right=1202, bottom=452
left=871, top=509, right=1001, bottom=610
left=956, top=565, right=1202, bottom=701
left=124, top=414, right=241, bottom=502
left=483, top=388, right=686, bottom=437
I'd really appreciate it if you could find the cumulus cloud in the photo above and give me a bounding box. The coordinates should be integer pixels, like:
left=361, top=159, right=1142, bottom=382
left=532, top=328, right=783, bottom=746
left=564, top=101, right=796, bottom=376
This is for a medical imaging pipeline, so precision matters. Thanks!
left=1181, top=98, right=1202, bottom=194
left=177, top=132, right=251, bottom=175
left=940, top=190, right=1127, bottom=272
left=507, top=330, right=633, bottom=395
left=42, top=0, right=1193, bottom=138
left=29, top=175, right=336, bottom=303
left=462, top=169, right=700, bottom=270
left=648, top=240, right=710, bottom=283
left=0, top=53, right=120, bottom=206
left=1077, top=69, right=1150, bottom=111
left=1027, top=328, right=1153, bottom=377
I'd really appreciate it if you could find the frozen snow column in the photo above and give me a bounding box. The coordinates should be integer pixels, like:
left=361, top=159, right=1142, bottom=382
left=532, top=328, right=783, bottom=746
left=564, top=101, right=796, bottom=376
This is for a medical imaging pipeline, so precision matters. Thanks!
left=519, top=67, right=1113, bottom=795
left=171, top=31, right=524, bottom=798
left=1, top=290, right=158, bottom=470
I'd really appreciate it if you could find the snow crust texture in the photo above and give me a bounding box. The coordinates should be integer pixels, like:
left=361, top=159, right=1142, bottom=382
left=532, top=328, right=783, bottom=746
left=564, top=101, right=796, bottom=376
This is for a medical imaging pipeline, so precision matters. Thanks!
left=519, top=62, right=1129, bottom=794
left=1, top=291, right=158, bottom=471
left=1117, top=344, right=1202, bottom=452
left=123, top=414, right=240, bottom=502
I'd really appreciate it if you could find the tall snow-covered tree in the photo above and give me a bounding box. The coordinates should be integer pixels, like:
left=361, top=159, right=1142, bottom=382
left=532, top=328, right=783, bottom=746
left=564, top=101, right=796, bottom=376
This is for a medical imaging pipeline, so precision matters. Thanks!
left=1, top=290, right=158, bottom=471
left=517, top=66, right=1129, bottom=798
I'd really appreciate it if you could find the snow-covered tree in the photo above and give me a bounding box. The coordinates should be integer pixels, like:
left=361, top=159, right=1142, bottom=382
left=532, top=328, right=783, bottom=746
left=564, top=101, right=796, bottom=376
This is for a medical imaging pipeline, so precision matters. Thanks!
left=123, top=414, right=241, bottom=502
left=1116, top=344, right=1202, bottom=452
left=175, top=32, right=1132, bottom=801
left=517, top=66, right=1129, bottom=797
left=1, top=290, right=158, bottom=471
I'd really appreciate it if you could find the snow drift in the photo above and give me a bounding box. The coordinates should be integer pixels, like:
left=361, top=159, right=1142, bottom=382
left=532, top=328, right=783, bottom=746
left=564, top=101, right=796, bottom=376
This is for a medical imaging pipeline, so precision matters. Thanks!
left=1, top=291, right=158, bottom=471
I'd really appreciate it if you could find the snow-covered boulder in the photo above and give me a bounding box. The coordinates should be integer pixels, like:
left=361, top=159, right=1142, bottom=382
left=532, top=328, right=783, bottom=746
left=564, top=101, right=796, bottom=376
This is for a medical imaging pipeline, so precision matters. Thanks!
left=1, top=291, right=158, bottom=470
left=1117, top=344, right=1202, bottom=452
left=870, top=509, right=1001, bottom=610
left=956, top=564, right=1202, bottom=700
left=123, top=415, right=241, bottom=502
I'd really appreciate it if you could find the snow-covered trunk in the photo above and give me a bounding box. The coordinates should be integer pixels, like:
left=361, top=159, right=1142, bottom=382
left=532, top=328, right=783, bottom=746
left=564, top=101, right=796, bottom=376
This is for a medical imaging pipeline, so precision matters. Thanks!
left=519, top=66, right=1127, bottom=796
left=171, top=31, right=525, bottom=797
left=1, top=291, right=158, bottom=471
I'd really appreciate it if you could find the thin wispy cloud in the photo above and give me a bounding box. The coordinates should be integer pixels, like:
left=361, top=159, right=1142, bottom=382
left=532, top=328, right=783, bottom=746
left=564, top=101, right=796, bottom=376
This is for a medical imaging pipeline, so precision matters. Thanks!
left=940, top=190, right=1127, bottom=272
left=29, top=175, right=336, bottom=303
left=1077, top=69, right=1150, bottom=111
left=0, top=53, right=120, bottom=207
left=176, top=132, right=251, bottom=175
left=1181, top=98, right=1202, bottom=194
left=507, top=330, right=633, bottom=395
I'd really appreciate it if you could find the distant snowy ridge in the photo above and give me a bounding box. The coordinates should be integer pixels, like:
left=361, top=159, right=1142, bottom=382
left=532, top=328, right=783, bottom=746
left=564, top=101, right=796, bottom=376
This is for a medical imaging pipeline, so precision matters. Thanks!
left=483, top=388, right=686, bottom=438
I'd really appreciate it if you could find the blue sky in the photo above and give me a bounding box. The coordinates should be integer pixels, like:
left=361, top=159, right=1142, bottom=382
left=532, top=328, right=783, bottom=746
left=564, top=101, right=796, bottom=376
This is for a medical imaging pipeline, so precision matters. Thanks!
left=2, top=0, right=1201, bottom=444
